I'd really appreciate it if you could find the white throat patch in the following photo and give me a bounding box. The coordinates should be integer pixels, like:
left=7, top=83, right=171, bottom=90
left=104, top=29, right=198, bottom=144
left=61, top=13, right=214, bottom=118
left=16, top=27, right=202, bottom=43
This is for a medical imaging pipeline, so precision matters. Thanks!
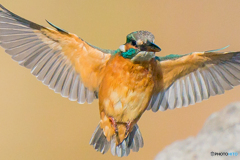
left=130, top=51, right=155, bottom=62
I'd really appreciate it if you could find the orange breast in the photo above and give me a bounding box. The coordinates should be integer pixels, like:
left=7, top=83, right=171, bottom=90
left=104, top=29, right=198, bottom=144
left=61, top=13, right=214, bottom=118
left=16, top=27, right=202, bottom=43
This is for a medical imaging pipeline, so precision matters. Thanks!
left=99, top=54, right=156, bottom=123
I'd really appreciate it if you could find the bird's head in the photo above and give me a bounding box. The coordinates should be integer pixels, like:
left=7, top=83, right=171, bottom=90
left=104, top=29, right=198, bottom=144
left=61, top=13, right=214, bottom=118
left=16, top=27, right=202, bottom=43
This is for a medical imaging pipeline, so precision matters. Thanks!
left=119, top=30, right=161, bottom=61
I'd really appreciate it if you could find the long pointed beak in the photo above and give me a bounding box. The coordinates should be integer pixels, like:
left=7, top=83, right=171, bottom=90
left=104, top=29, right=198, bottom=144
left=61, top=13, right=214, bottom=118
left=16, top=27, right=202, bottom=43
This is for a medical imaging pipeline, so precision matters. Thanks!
left=140, top=42, right=161, bottom=52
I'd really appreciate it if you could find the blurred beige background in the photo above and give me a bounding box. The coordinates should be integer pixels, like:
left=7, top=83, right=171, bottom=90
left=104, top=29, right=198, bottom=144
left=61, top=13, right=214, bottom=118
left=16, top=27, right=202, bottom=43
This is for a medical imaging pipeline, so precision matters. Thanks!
left=1, top=0, right=240, bottom=160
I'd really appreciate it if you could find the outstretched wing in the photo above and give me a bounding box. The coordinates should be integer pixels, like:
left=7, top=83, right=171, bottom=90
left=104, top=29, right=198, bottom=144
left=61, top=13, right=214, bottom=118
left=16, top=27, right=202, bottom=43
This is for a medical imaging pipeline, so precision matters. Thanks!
left=148, top=51, right=240, bottom=111
left=0, top=5, right=115, bottom=104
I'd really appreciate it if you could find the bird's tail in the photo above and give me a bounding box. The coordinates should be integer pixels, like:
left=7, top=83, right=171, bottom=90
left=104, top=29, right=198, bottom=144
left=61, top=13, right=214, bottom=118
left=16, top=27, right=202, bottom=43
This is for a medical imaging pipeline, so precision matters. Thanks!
left=89, top=124, right=144, bottom=157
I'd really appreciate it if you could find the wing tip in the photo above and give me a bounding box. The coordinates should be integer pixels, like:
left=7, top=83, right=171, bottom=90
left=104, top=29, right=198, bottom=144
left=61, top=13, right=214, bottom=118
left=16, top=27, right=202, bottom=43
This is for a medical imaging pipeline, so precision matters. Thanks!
left=0, top=4, right=44, bottom=31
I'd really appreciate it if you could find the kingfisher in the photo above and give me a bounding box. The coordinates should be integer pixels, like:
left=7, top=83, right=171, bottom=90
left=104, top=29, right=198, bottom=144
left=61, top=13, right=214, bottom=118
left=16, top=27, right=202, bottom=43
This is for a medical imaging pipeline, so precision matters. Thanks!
left=1, top=4, right=240, bottom=157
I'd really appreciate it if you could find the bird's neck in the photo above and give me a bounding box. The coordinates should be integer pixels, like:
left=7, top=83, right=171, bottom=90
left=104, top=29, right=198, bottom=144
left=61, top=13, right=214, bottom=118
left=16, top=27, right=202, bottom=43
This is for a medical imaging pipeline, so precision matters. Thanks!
left=121, top=48, right=139, bottom=59
left=115, top=48, right=156, bottom=63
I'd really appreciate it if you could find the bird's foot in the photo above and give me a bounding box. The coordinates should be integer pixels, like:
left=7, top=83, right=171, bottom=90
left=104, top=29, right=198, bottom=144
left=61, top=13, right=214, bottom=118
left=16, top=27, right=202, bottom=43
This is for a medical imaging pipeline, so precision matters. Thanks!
left=100, top=113, right=115, bottom=141
left=109, top=116, right=118, bottom=134
left=126, top=121, right=132, bottom=134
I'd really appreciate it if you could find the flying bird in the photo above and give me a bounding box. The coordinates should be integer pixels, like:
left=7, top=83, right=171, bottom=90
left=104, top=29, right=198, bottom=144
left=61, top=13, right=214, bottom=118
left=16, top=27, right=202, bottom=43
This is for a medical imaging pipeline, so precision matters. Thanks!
left=1, top=4, right=240, bottom=157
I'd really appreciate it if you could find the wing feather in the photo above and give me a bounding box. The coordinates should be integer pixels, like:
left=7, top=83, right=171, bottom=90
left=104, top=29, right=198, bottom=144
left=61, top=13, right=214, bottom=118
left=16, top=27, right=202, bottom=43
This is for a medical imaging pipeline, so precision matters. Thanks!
left=150, top=51, right=240, bottom=111
left=0, top=5, right=115, bottom=104
left=181, top=78, right=188, bottom=107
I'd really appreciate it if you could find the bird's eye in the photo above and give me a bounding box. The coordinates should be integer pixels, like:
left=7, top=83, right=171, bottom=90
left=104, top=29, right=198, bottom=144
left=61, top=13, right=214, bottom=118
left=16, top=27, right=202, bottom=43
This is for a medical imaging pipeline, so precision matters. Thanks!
left=131, top=40, right=137, bottom=46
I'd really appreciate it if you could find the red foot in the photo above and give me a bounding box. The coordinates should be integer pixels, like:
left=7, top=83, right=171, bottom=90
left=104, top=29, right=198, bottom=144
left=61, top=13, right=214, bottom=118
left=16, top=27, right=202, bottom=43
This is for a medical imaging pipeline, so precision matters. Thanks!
left=109, top=116, right=118, bottom=134
left=126, top=121, right=132, bottom=134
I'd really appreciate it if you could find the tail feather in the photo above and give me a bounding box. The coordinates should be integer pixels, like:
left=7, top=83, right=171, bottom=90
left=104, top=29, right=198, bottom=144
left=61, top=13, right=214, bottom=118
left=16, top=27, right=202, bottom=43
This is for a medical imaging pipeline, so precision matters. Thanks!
left=89, top=125, right=110, bottom=154
left=89, top=124, right=144, bottom=157
left=128, top=124, right=143, bottom=152
left=111, top=136, right=130, bottom=156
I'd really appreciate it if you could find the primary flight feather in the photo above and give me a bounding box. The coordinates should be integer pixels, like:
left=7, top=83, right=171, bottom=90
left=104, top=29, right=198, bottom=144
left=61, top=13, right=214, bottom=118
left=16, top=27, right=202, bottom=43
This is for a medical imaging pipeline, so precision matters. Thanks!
left=1, top=4, right=240, bottom=157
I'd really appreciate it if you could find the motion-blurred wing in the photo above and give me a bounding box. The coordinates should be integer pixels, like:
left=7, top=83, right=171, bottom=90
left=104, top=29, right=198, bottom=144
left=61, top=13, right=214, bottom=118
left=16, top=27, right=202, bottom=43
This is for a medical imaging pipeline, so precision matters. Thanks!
left=148, top=51, right=240, bottom=111
left=0, top=5, right=115, bottom=104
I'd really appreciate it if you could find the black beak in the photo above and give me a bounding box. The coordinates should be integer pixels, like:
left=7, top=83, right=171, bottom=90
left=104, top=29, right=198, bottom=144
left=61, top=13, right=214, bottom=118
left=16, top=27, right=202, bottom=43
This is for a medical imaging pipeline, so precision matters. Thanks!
left=140, top=41, right=161, bottom=52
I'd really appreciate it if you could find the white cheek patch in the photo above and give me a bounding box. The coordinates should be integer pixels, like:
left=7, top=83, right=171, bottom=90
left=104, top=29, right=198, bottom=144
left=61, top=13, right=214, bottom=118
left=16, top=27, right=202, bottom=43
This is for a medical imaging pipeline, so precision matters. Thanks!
left=119, top=45, right=126, bottom=52
left=131, top=51, right=155, bottom=62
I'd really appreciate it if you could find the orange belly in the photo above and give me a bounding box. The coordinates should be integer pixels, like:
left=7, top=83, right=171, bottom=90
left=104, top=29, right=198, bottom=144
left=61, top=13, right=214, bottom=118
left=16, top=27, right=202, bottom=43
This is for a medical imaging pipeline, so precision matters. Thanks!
left=98, top=54, right=156, bottom=123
